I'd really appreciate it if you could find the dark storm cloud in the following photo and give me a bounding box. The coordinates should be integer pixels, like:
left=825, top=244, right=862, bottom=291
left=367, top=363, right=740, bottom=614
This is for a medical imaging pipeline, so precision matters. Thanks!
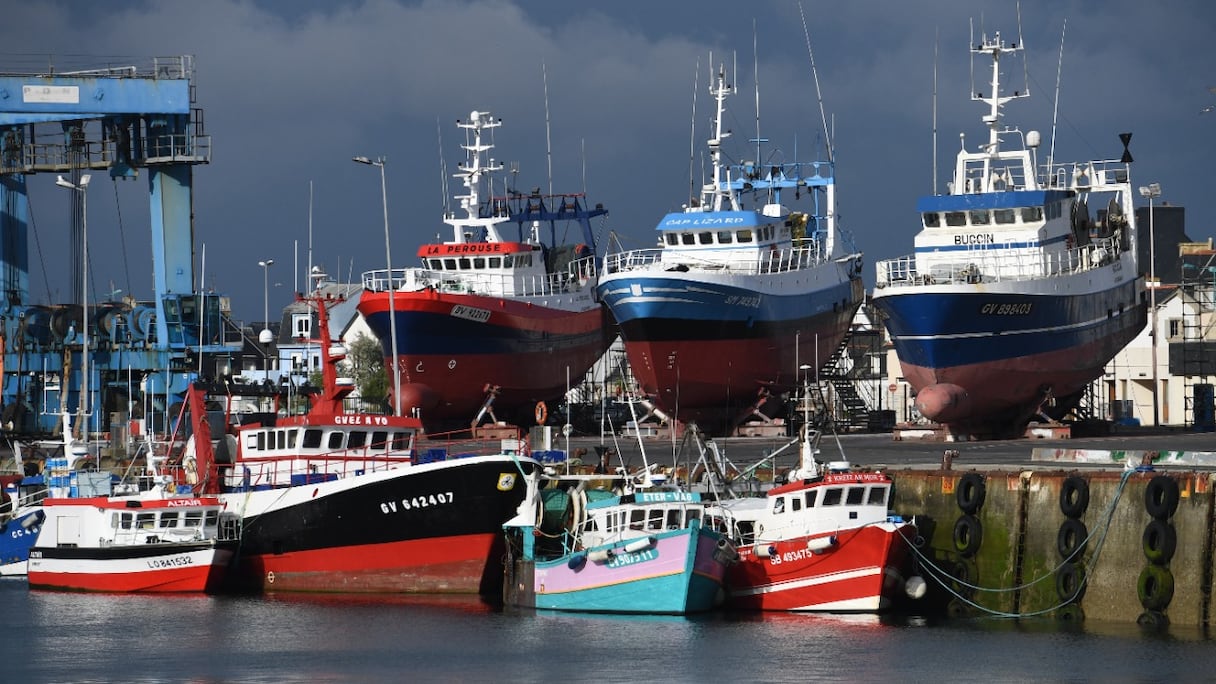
left=3, top=0, right=1212, bottom=320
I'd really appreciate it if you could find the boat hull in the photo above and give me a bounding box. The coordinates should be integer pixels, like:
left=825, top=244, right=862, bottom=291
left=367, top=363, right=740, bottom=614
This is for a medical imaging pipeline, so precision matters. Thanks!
left=27, top=542, right=233, bottom=593
left=873, top=275, right=1146, bottom=433
left=0, top=509, right=44, bottom=576
left=505, top=526, right=732, bottom=614
left=597, top=272, right=862, bottom=425
left=358, top=290, right=612, bottom=425
left=725, top=522, right=915, bottom=612
left=222, top=456, right=537, bottom=595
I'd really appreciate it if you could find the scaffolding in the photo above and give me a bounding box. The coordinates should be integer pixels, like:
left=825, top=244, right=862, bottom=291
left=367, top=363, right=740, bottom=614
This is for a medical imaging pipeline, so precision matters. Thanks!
left=1175, top=240, right=1216, bottom=430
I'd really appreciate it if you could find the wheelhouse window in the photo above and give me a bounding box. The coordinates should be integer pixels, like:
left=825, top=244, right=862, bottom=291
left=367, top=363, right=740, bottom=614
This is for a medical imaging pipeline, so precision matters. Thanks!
left=805, top=490, right=818, bottom=507
left=994, top=209, right=1016, bottom=224
left=327, top=432, right=344, bottom=450
left=303, top=429, right=323, bottom=449
left=923, top=212, right=941, bottom=228
left=846, top=487, right=866, bottom=505
left=347, top=431, right=367, bottom=449
left=867, top=486, right=889, bottom=506
left=773, top=497, right=785, bottom=514
left=372, top=431, right=389, bottom=450
left=665, top=233, right=679, bottom=246
left=681, top=233, right=695, bottom=245
left=666, top=509, right=682, bottom=530
left=136, top=513, right=156, bottom=529
left=969, top=210, right=991, bottom=225
left=736, top=229, right=754, bottom=243
left=473, top=257, right=486, bottom=269
left=184, top=511, right=204, bottom=527
left=822, top=488, right=843, bottom=506
left=443, top=258, right=457, bottom=270
left=945, top=212, right=967, bottom=227
left=161, top=512, right=180, bottom=528
left=1020, top=206, right=1043, bottom=222
left=488, top=257, right=501, bottom=268
left=391, top=432, right=412, bottom=451
left=458, top=257, right=471, bottom=269
left=698, top=231, right=714, bottom=245
left=717, top=230, right=734, bottom=244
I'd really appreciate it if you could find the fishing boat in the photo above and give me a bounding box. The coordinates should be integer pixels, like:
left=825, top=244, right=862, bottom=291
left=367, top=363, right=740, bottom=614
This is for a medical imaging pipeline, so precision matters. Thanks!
left=357, top=110, right=610, bottom=431
left=27, top=490, right=238, bottom=593
left=503, top=474, right=737, bottom=614
left=0, top=473, right=44, bottom=575
left=706, top=413, right=923, bottom=612
left=871, top=27, right=1145, bottom=438
left=183, top=293, right=541, bottom=595
left=596, top=65, right=863, bottom=433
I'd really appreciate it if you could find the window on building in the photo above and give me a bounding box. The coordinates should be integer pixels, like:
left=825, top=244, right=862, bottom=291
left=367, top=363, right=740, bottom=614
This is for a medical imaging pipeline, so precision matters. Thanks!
left=292, top=314, right=311, bottom=339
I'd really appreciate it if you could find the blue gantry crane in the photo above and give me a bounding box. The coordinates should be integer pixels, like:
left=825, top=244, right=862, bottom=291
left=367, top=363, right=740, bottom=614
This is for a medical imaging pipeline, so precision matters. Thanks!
left=0, top=55, right=233, bottom=440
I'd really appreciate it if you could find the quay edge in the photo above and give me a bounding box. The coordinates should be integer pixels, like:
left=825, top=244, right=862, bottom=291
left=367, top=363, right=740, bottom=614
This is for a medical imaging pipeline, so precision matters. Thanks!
left=888, top=458, right=1214, bottom=628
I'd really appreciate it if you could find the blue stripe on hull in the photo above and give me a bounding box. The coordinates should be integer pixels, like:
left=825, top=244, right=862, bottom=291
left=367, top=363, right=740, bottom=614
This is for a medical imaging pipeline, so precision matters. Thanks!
left=597, top=276, right=859, bottom=340
left=533, top=568, right=721, bottom=614
left=873, top=280, right=1145, bottom=369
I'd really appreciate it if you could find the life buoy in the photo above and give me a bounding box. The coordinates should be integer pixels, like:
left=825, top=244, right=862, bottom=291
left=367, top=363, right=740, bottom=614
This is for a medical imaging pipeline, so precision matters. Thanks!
left=1055, top=561, right=1087, bottom=603
left=1057, top=518, right=1089, bottom=561
left=1059, top=476, right=1090, bottom=518
left=1137, top=565, right=1175, bottom=611
left=1145, top=475, right=1180, bottom=520
left=952, top=514, right=982, bottom=557
left=956, top=472, right=987, bottom=514
left=534, top=401, right=548, bottom=425
left=1142, top=519, right=1177, bottom=565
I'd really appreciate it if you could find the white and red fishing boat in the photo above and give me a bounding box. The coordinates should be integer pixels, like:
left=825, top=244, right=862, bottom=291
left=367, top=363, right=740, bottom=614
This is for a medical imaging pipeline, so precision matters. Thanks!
left=357, top=110, right=611, bottom=431
left=27, top=494, right=237, bottom=593
left=183, top=292, right=540, bottom=595
left=706, top=407, right=923, bottom=612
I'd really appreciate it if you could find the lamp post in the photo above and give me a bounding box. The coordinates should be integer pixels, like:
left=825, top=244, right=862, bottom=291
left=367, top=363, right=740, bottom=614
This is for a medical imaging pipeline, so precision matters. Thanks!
left=1138, top=182, right=1161, bottom=426
left=56, top=174, right=91, bottom=438
left=258, top=259, right=274, bottom=384
left=353, top=155, right=401, bottom=416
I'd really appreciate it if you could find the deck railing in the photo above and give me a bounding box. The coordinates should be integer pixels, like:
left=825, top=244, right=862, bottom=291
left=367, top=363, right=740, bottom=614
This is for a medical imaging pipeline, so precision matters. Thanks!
left=602, top=242, right=828, bottom=277
left=875, top=234, right=1125, bottom=288
left=362, top=255, right=597, bottom=298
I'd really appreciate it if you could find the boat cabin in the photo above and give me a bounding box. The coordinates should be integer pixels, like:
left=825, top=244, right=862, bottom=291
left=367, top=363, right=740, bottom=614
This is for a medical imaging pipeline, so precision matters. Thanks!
left=576, top=490, right=707, bottom=549
left=36, top=496, right=238, bottom=548
left=221, top=420, right=420, bottom=492
left=713, top=472, right=894, bottom=546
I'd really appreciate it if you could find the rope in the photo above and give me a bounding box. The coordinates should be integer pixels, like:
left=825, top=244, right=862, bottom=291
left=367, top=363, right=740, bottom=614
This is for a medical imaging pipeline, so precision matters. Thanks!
left=905, top=468, right=1134, bottom=618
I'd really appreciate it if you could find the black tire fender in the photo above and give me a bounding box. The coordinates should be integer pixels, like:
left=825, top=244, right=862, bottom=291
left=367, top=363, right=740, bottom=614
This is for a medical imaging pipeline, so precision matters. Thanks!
left=1142, top=519, right=1177, bottom=565
left=1145, top=475, right=1180, bottom=520
left=952, top=514, right=983, bottom=557
left=956, top=472, right=987, bottom=514
left=1057, top=518, right=1089, bottom=561
left=1137, top=565, right=1175, bottom=611
left=1056, top=561, right=1087, bottom=603
left=1059, top=475, right=1090, bottom=518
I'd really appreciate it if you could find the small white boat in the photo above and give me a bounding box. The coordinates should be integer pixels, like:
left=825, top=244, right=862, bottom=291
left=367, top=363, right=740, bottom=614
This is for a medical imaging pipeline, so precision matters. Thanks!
left=28, top=493, right=239, bottom=593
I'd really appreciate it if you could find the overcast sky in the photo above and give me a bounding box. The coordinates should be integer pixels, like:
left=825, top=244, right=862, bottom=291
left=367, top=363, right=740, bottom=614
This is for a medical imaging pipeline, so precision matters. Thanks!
left=5, top=0, right=1214, bottom=323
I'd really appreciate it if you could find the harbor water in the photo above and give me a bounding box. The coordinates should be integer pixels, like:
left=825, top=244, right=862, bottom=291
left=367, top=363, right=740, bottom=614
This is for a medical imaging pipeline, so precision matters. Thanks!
left=5, top=578, right=1215, bottom=683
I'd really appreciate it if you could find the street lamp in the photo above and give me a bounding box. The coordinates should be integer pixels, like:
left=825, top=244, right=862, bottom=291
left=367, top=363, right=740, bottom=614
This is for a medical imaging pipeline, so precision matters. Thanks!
left=1138, top=182, right=1161, bottom=427
left=353, top=155, right=401, bottom=416
left=258, top=259, right=274, bottom=383
left=56, top=174, right=91, bottom=438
